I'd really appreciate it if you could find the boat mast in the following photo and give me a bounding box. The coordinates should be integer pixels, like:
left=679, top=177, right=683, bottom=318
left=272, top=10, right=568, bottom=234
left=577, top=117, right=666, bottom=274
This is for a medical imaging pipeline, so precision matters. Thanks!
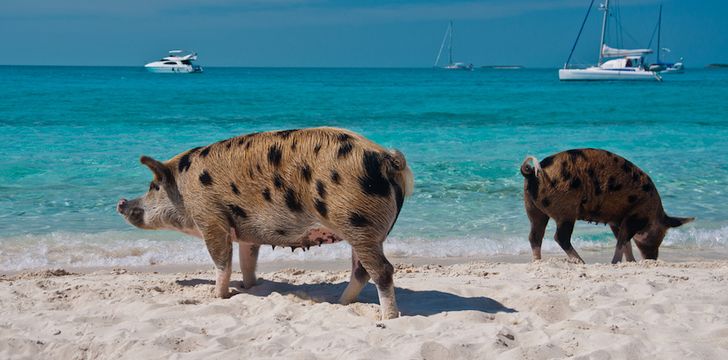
left=434, top=22, right=450, bottom=67
left=657, top=4, right=662, bottom=64
left=598, top=0, right=610, bottom=65
left=449, top=20, right=454, bottom=65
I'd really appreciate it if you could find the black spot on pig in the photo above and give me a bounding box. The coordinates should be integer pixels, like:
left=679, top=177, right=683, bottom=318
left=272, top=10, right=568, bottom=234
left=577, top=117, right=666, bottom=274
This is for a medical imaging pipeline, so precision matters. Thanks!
left=590, top=171, right=602, bottom=195
left=607, top=177, right=622, bottom=192
left=230, top=182, right=240, bottom=195
left=526, top=176, right=539, bottom=200
left=338, top=142, right=353, bottom=158
left=275, top=129, right=298, bottom=139
left=178, top=147, right=201, bottom=173
left=337, top=133, right=352, bottom=142
left=331, top=170, right=341, bottom=184
left=285, top=188, right=303, bottom=212
left=359, top=151, right=390, bottom=197
left=622, top=160, right=634, bottom=174
left=390, top=179, right=404, bottom=214
left=541, top=197, right=551, bottom=208
left=540, top=156, right=555, bottom=169
left=561, top=162, right=571, bottom=181
left=349, top=212, right=371, bottom=227
left=200, top=146, right=211, bottom=158
left=642, top=183, right=653, bottom=193
left=316, top=180, right=326, bottom=199
left=290, top=140, right=297, bottom=151
left=273, top=173, right=284, bottom=189
left=314, top=143, right=322, bottom=155
left=268, top=145, right=283, bottom=167
left=300, top=164, right=312, bottom=183
left=567, top=149, right=586, bottom=161
left=262, top=188, right=272, bottom=202
left=314, top=199, right=328, bottom=218
left=228, top=204, right=247, bottom=219
left=199, top=171, right=213, bottom=186
left=570, top=177, right=582, bottom=189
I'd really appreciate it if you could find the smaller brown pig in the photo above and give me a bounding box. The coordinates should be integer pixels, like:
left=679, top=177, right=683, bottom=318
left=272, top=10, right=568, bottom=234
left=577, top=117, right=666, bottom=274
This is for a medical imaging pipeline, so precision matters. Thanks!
left=520, top=148, right=693, bottom=264
left=117, top=127, right=413, bottom=320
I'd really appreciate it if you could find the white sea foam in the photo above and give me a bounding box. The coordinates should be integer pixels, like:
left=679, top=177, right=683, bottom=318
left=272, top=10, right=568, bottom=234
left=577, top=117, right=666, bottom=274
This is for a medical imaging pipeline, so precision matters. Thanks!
left=1, top=226, right=727, bottom=272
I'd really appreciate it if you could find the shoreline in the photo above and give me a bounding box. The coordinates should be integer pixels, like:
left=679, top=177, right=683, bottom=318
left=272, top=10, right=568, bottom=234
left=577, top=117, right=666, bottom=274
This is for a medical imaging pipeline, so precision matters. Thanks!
left=3, top=245, right=726, bottom=276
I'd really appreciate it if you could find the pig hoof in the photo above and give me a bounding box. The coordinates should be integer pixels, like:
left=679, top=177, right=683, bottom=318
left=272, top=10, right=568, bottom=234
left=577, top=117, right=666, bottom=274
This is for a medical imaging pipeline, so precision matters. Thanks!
left=242, top=279, right=257, bottom=289
left=380, top=309, right=400, bottom=320
left=215, top=289, right=232, bottom=299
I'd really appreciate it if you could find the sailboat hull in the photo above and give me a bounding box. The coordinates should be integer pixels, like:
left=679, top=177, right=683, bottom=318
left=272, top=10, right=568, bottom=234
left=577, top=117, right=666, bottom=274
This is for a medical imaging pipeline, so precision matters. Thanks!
left=559, top=68, right=661, bottom=81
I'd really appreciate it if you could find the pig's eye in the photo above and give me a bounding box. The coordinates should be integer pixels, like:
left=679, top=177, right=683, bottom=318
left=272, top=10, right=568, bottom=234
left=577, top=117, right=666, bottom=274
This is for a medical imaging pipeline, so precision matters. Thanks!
left=149, top=182, right=160, bottom=191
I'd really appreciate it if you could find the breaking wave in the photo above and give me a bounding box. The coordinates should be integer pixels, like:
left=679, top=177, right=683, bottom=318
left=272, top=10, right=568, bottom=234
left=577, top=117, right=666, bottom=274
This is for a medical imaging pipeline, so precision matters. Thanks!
left=1, top=226, right=727, bottom=272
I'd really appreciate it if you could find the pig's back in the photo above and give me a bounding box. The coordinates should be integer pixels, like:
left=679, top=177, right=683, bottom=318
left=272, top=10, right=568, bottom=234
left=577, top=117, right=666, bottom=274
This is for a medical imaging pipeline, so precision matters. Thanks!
left=535, top=148, right=661, bottom=223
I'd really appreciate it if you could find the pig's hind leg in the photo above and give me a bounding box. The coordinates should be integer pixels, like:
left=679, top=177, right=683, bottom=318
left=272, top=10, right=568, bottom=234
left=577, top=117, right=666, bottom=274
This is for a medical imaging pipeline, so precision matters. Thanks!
left=339, top=248, right=371, bottom=305
left=555, top=220, right=585, bottom=263
left=525, top=200, right=549, bottom=261
left=349, top=240, right=398, bottom=320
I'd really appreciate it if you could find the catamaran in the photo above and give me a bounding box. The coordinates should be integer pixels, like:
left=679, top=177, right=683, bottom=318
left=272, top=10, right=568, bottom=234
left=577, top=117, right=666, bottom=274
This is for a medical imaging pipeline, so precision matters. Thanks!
left=434, top=21, right=473, bottom=71
left=144, top=50, right=203, bottom=73
left=559, top=0, right=661, bottom=81
left=647, top=4, right=684, bottom=74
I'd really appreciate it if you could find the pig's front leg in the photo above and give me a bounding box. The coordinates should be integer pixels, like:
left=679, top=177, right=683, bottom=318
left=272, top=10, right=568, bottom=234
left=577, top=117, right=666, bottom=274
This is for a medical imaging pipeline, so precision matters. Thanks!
left=201, top=225, right=234, bottom=298
left=239, top=243, right=260, bottom=289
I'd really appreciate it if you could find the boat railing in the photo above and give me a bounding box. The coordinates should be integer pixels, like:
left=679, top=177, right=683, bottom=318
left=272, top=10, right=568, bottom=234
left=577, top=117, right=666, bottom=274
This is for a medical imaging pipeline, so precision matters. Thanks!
left=562, top=63, right=595, bottom=69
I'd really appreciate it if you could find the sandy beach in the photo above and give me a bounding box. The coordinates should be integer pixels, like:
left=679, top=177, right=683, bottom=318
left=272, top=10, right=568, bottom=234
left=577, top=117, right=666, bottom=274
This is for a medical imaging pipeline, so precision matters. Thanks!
left=2, top=254, right=727, bottom=359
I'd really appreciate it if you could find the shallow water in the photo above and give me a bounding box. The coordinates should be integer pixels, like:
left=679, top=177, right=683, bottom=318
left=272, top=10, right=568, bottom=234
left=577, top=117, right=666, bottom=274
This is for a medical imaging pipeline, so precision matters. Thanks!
left=1, top=66, right=727, bottom=270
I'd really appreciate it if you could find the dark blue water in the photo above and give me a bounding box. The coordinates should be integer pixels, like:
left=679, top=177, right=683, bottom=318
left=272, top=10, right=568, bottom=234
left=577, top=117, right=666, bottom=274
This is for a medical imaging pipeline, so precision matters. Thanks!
left=1, top=66, right=727, bottom=270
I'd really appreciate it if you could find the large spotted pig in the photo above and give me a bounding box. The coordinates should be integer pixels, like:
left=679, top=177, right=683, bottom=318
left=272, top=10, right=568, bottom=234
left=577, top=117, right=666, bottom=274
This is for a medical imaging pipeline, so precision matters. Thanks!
left=520, top=148, right=693, bottom=264
left=117, top=127, right=413, bottom=319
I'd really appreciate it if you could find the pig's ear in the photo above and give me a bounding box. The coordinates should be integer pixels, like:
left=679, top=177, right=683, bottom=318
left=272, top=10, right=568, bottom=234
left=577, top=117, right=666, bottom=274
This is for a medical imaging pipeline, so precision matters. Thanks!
left=140, top=156, right=173, bottom=183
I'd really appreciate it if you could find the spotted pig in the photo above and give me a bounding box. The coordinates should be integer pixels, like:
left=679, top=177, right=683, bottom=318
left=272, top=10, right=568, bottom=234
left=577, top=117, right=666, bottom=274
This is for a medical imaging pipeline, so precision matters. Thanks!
left=520, top=148, right=693, bottom=264
left=117, top=127, right=414, bottom=319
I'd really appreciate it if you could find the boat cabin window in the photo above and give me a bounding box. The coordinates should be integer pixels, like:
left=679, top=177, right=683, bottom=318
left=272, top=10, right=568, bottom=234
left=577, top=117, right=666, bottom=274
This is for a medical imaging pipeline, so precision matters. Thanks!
left=164, top=61, right=177, bottom=65
left=181, top=60, right=192, bottom=65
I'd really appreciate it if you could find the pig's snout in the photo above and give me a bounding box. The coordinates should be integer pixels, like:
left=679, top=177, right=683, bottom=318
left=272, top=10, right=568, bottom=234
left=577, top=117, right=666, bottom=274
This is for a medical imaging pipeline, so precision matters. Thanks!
left=117, top=198, right=128, bottom=213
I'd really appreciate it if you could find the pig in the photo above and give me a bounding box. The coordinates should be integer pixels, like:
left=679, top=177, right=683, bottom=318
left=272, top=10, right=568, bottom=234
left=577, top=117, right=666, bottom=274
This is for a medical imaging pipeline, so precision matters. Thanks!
left=117, top=127, right=414, bottom=320
left=520, top=148, right=693, bottom=264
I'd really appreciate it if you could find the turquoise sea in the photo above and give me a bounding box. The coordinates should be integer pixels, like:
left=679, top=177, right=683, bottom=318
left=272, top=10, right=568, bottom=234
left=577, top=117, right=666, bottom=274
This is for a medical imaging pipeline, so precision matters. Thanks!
left=1, top=66, right=727, bottom=270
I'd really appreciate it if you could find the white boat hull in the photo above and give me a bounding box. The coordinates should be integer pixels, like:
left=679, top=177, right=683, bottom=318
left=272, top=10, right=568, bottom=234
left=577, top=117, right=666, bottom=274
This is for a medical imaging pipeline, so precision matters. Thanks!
left=145, top=65, right=202, bottom=73
left=559, top=68, right=661, bottom=81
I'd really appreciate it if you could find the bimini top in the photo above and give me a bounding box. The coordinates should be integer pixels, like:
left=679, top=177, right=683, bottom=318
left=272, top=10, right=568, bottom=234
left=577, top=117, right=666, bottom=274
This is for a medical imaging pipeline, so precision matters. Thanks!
left=601, top=44, right=653, bottom=58
left=161, top=50, right=198, bottom=61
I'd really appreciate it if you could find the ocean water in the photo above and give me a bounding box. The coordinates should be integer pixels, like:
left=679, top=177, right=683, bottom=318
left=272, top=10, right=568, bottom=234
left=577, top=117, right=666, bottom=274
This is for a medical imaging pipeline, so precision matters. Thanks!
left=1, top=66, right=727, bottom=271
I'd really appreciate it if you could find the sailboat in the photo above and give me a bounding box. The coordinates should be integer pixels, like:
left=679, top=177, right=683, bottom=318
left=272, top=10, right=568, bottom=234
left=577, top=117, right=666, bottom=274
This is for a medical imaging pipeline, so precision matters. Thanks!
left=648, top=4, right=684, bottom=74
left=434, top=21, right=473, bottom=70
left=559, top=0, right=661, bottom=81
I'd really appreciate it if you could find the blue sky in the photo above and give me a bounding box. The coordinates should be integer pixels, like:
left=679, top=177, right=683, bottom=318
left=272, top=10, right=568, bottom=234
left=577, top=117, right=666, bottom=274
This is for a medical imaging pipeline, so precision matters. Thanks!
left=1, top=0, right=726, bottom=67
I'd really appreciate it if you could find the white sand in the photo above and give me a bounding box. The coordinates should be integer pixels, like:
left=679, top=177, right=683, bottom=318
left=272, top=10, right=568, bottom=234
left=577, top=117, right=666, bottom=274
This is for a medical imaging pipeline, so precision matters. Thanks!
left=2, top=258, right=728, bottom=359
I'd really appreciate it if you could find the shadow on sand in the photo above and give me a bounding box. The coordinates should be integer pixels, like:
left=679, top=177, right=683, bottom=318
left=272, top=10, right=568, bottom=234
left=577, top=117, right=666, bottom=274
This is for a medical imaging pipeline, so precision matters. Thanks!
left=175, top=278, right=515, bottom=316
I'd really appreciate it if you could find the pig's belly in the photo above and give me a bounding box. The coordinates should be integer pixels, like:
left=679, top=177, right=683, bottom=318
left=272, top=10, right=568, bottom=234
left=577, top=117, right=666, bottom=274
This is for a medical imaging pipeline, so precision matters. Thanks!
left=233, top=226, right=344, bottom=249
